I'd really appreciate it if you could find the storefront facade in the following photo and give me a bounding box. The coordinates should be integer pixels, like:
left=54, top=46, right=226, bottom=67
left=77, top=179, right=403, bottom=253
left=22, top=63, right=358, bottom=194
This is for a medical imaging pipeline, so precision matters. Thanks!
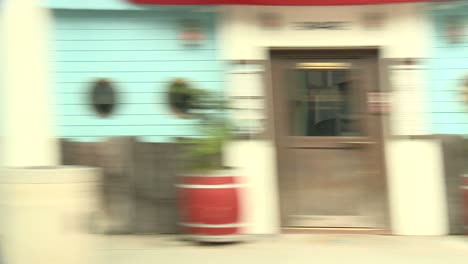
left=1, top=0, right=455, bottom=236
left=217, top=1, right=450, bottom=235
left=46, top=0, right=452, bottom=235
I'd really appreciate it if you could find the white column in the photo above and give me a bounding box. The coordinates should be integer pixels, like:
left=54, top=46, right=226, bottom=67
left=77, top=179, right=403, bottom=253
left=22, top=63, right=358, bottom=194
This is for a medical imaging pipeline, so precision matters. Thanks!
left=224, top=63, right=281, bottom=235
left=225, top=140, right=280, bottom=235
left=385, top=63, right=448, bottom=235
left=1, top=0, right=58, bottom=167
left=386, top=139, right=449, bottom=235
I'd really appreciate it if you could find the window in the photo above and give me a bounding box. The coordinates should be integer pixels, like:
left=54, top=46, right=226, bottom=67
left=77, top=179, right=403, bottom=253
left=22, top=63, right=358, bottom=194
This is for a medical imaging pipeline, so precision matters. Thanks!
left=288, top=67, right=362, bottom=137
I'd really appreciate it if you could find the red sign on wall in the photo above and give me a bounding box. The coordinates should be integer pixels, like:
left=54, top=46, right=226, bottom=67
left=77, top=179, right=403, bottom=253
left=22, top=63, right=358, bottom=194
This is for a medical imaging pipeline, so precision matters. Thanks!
left=129, top=0, right=445, bottom=5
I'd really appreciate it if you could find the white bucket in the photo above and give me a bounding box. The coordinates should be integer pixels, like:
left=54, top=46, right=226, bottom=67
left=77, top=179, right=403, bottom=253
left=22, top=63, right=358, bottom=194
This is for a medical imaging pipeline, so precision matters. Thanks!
left=0, top=166, right=101, bottom=264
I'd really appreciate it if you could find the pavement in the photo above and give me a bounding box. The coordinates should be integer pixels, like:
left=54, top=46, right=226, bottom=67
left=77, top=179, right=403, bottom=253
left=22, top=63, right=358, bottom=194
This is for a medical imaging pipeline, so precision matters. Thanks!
left=96, top=234, right=468, bottom=264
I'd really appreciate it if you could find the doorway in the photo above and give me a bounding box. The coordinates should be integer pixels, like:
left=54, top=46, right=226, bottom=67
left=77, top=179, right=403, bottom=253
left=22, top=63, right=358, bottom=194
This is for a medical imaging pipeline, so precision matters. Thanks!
left=270, top=49, right=388, bottom=228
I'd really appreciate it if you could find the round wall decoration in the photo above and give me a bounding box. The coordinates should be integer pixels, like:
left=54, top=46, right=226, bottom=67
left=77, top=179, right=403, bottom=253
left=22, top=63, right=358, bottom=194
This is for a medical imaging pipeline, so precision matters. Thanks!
left=89, top=78, right=118, bottom=117
left=167, top=78, right=198, bottom=118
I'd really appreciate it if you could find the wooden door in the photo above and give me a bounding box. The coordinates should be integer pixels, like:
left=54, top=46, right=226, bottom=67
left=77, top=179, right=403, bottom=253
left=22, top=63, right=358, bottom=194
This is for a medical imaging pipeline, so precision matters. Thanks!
left=271, top=50, right=388, bottom=228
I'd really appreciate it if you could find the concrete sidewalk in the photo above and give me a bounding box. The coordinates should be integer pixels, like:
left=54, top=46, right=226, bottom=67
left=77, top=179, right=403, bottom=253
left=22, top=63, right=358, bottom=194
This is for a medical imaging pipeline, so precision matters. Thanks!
left=96, top=234, right=468, bottom=264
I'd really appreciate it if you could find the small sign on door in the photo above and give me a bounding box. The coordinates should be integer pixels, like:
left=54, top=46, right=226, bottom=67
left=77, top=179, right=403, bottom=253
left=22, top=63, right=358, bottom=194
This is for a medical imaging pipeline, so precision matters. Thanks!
left=367, top=92, right=390, bottom=114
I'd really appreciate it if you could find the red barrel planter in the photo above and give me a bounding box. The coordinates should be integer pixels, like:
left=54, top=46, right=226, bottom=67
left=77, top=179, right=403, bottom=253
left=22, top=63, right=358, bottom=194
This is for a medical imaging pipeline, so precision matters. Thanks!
left=176, top=172, right=243, bottom=242
left=462, top=175, right=468, bottom=235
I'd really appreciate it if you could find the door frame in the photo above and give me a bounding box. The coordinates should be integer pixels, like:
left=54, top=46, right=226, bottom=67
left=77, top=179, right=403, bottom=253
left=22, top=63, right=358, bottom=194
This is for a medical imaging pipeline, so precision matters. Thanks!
left=267, top=47, right=391, bottom=230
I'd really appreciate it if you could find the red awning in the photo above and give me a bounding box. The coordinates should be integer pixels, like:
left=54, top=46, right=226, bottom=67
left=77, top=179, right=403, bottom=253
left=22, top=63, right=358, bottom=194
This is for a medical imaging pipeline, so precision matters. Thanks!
left=128, top=0, right=444, bottom=5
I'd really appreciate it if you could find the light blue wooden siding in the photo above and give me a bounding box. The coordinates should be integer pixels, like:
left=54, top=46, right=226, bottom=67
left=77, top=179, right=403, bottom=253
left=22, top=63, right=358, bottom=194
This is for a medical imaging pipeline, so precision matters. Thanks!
left=428, top=2, right=468, bottom=135
left=52, top=9, right=223, bottom=142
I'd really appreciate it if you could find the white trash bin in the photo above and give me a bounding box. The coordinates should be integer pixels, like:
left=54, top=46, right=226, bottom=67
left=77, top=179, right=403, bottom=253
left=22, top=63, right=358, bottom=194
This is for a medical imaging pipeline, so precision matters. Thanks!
left=0, top=166, right=101, bottom=264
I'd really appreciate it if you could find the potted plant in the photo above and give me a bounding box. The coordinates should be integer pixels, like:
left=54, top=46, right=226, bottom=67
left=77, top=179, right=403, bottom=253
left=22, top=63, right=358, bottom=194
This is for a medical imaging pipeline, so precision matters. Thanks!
left=180, top=92, right=231, bottom=172
left=174, top=82, right=244, bottom=243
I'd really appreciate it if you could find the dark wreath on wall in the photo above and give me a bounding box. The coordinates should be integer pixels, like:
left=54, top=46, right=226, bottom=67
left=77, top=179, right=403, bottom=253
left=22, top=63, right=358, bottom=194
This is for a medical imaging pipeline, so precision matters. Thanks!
left=167, top=78, right=202, bottom=118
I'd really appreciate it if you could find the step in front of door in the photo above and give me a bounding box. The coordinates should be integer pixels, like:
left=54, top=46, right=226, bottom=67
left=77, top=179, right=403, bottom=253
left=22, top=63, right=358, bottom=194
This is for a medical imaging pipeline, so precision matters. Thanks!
left=287, top=215, right=378, bottom=228
left=281, top=227, right=391, bottom=235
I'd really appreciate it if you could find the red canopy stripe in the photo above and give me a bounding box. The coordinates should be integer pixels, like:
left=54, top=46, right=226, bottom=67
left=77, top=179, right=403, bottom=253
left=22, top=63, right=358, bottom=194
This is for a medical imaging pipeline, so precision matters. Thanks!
left=128, top=0, right=445, bottom=6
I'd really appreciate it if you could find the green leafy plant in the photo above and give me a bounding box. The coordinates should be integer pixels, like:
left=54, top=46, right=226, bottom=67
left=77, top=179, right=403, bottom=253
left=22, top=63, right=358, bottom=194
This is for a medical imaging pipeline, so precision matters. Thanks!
left=173, top=80, right=232, bottom=173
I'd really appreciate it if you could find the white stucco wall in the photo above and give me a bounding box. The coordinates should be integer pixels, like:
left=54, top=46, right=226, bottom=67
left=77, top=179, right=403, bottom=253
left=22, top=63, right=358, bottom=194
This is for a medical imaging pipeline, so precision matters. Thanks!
left=219, top=3, right=431, bottom=60
left=1, top=0, right=58, bottom=167
left=0, top=1, right=4, bottom=167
